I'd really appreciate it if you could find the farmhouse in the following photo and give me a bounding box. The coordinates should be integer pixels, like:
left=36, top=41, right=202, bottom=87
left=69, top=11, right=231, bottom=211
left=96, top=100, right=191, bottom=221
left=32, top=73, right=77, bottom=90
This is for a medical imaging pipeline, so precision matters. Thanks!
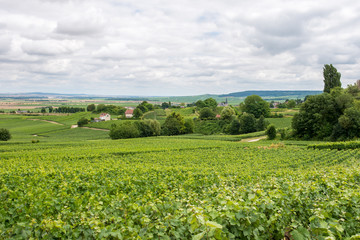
left=125, top=109, right=134, bottom=118
left=99, top=113, right=111, bottom=121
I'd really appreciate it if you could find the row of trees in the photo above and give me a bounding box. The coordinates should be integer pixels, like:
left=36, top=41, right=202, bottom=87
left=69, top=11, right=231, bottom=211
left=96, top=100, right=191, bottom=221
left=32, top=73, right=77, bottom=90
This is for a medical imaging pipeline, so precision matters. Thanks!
left=109, top=113, right=194, bottom=139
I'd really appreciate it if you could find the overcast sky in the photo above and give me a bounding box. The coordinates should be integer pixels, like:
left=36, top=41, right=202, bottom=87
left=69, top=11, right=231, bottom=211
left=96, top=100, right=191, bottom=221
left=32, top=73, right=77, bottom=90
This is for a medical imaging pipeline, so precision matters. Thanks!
left=0, top=0, right=360, bottom=96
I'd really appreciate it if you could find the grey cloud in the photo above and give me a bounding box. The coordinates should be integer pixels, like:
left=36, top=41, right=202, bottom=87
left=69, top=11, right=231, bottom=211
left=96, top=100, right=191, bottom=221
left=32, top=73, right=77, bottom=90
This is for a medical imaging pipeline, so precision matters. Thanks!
left=21, top=39, right=83, bottom=56
left=55, top=8, right=106, bottom=36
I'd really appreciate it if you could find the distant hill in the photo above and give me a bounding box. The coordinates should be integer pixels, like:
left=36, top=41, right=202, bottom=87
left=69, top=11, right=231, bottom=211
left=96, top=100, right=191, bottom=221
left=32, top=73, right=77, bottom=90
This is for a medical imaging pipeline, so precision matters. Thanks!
left=219, top=90, right=322, bottom=98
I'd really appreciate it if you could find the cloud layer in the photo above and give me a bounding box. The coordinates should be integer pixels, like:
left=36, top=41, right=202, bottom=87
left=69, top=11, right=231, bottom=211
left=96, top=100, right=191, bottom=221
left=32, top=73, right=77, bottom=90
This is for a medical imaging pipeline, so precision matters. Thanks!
left=0, top=0, right=360, bottom=95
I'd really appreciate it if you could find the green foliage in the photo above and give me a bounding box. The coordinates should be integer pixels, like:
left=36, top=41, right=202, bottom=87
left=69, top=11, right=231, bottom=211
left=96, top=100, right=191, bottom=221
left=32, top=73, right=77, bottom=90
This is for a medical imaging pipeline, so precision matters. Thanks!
left=77, top=117, right=89, bottom=127
left=1, top=138, right=360, bottom=239
left=292, top=91, right=356, bottom=140
left=203, top=98, right=218, bottom=109
left=196, top=98, right=218, bottom=109
left=308, top=141, right=360, bottom=150
left=133, top=108, right=143, bottom=118
left=256, top=115, right=267, bottom=131
left=199, top=107, right=216, bottom=120
left=287, top=99, right=296, bottom=108
left=0, top=128, right=11, bottom=141
left=242, top=95, right=270, bottom=118
left=134, top=119, right=161, bottom=137
left=220, top=106, right=235, bottom=121
left=239, top=113, right=257, bottom=134
left=87, top=104, right=96, bottom=112
left=225, top=119, right=240, bottom=135
left=266, top=124, right=276, bottom=140
left=109, top=122, right=140, bottom=139
left=94, top=104, right=125, bottom=115
left=323, top=64, right=341, bottom=93
left=194, top=120, right=227, bottom=135
left=162, top=112, right=185, bottom=135
left=184, top=119, right=195, bottom=134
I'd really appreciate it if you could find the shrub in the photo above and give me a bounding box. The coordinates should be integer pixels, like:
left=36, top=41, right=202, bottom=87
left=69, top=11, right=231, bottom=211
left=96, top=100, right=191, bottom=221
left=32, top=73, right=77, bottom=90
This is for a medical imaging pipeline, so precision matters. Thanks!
left=162, top=112, right=185, bottom=135
left=109, top=122, right=140, bottom=139
left=239, top=113, right=257, bottom=134
left=31, top=139, right=40, bottom=143
left=77, top=117, right=89, bottom=127
left=266, top=124, right=277, bottom=140
left=199, top=107, right=216, bottom=120
left=226, top=119, right=240, bottom=135
left=0, top=128, right=11, bottom=141
left=184, top=119, right=194, bottom=134
left=135, top=119, right=161, bottom=137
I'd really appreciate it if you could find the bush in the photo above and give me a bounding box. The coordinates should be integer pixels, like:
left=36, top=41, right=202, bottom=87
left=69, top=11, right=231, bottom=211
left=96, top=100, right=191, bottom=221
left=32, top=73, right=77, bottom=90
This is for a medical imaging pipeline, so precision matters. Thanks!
left=199, top=107, right=216, bottom=120
left=226, top=119, right=240, bottom=135
left=184, top=119, right=194, bottom=134
left=239, top=113, right=257, bottom=134
left=162, top=112, right=185, bottom=136
left=31, top=139, right=40, bottom=143
left=109, top=122, right=140, bottom=139
left=77, top=117, right=89, bottom=127
left=266, top=125, right=277, bottom=140
left=0, top=128, right=11, bottom=141
left=135, top=119, right=161, bottom=137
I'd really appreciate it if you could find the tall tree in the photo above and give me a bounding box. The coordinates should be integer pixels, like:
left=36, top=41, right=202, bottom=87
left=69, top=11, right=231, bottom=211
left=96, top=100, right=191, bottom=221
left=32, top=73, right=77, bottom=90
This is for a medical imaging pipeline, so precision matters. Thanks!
left=323, top=64, right=341, bottom=93
left=242, top=95, right=270, bottom=118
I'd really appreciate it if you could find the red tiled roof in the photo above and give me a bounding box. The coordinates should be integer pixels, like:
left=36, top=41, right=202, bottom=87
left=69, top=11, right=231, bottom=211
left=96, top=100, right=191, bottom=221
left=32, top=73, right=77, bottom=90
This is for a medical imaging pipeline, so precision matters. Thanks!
left=125, top=109, right=134, bottom=114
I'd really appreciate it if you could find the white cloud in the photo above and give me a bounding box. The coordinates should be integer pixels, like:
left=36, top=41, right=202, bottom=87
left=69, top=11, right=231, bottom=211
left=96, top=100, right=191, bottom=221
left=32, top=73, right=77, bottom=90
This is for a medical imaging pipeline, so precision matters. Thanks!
left=0, top=0, right=360, bottom=95
left=22, top=39, right=83, bottom=56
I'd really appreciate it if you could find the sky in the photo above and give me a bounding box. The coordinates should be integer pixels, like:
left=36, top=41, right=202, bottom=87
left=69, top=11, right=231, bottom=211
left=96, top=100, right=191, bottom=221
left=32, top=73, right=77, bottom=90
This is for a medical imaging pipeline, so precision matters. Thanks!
left=0, top=0, right=360, bottom=96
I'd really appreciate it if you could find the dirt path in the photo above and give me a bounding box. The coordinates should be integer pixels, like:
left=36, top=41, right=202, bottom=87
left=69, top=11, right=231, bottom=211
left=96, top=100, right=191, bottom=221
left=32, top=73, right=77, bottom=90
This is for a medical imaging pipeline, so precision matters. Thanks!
left=28, top=119, right=64, bottom=125
left=80, top=127, right=110, bottom=132
left=241, top=136, right=267, bottom=142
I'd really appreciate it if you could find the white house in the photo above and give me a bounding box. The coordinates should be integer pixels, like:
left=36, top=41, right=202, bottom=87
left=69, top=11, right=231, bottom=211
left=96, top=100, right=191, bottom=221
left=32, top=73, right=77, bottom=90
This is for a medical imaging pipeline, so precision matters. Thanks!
left=125, top=109, right=134, bottom=118
left=99, top=113, right=111, bottom=121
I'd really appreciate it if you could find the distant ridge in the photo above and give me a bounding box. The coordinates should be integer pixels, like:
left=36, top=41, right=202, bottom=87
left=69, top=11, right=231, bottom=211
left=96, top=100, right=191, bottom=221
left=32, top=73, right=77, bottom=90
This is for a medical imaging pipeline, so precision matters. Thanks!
left=219, top=90, right=322, bottom=98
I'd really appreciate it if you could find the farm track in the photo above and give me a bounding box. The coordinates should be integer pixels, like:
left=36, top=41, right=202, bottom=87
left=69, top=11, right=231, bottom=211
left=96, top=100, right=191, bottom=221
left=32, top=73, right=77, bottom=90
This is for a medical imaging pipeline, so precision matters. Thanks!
left=28, top=119, right=64, bottom=125
left=80, top=127, right=110, bottom=132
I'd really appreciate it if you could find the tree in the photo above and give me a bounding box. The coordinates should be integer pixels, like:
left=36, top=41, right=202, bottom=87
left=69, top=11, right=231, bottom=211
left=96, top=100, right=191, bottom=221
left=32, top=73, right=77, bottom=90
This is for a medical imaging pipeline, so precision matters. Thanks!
left=161, top=102, right=170, bottom=109
left=323, top=64, right=341, bottom=93
left=133, top=108, right=143, bottom=118
left=220, top=106, right=235, bottom=121
left=77, top=117, right=89, bottom=127
left=292, top=91, right=354, bottom=140
left=256, top=115, right=267, bottom=131
left=109, top=122, right=140, bottom=139
left=199, top=107, right=216, bottom=120
left=242, top=95, right=270, bottom=118
left=195, top=100, right=206, bottom=108
left=266, top=125, right=276, bottom=140
left=226, top=119, right=240, bottom=135
left=184, top=119, right=194, bottom=134
left=87, top=104, right=96, bottom=112
left=0, top=128, right=11, bottom=141
left=204, top=98, right=218, bottom=109
left=286, top=100, right=296, bottom=109
left=135, top=120, right=161, bottom=137
left=161, top=112, right=185, bottom=135
left=239, top=113, right=257, bottom=134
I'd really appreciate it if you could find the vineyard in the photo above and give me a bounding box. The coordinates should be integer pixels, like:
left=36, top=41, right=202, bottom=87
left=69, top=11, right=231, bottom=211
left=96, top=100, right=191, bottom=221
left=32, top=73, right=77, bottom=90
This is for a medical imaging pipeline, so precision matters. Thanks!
left=1, top=138, right=360, bottom=239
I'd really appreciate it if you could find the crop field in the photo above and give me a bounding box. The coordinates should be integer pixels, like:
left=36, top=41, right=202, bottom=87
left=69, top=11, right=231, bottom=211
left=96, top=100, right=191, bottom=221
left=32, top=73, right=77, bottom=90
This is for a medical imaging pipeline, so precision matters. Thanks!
left=266, top=118, right=293, bottom=129
left=1, top=135, right=360, bottom=239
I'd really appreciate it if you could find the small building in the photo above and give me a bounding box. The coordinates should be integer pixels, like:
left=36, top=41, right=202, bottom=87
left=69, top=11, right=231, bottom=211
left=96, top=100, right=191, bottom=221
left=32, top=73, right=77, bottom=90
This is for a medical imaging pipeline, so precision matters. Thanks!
left=125, top=109, right=134, bottom=118
left=215, top=114, right=221, bottom=119
left=99, top=113, right=111, bottom=121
